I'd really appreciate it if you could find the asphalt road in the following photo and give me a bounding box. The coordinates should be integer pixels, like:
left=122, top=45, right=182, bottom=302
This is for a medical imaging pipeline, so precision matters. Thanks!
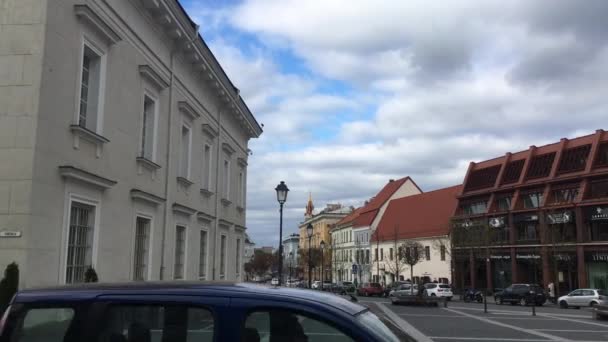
left=357, top=296, right=608, bottom=342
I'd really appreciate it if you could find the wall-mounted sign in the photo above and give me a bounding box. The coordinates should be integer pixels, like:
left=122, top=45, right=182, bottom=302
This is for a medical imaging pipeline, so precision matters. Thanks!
left=516, top=254, right=540, bottom=260
left=547, top=211, right=573, bottom=225
left=489, top=217, right=506, bottom=228
left=0, top=231, right=22, bottom=238
left=490, top=255, right=511, bottom=260
left=553, top=254, right=574, bottom=262
left=590, top=207, right=608, bottom=221
left=586, top=253, right=608, bottom=262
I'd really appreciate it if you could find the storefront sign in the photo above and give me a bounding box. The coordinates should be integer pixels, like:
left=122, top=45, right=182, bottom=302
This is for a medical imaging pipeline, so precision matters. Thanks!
left=0, top=231, right=21, bottom=238
left=553, top=254, right=573, bottom=261
left=586, top=253, right=608, bottom=262
left=490, top=255, right=511, bottom=260
left=590, top=207, right=608, bottom=221
left=489, top=217, right=506, bottom=228
left=516, top=254, right=540, bottom=260
left=547, top=211, right=573, bottom=224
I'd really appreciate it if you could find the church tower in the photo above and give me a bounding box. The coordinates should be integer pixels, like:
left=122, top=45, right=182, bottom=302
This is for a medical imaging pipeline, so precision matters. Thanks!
left=305, top=192, right=314, bottom=219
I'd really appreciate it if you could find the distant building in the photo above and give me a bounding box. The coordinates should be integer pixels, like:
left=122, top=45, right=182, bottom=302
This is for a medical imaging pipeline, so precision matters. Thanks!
left=452, top=129, right=608, bottom=295
left=283, top=233, right=300, bottom=264
left=244, top=234, right=255, bottom=264
left=255, top=246, right=275, bottom=255
left=371, top=185, right=462, bottom=286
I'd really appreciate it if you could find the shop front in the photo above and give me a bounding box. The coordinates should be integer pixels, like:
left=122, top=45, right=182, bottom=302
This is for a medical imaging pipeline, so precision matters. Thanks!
left=490, top=253, right=511, bottom=290
left=587, top=206, right=608, bottom=241
left=586, top=251, right=608, bottom=292
left=549, top=252, right=578, bottom=296
left=515, top=252, right=542, bottom=284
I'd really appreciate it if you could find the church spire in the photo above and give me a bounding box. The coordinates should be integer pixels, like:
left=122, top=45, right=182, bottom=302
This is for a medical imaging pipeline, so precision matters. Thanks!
left=305, top=192, right=314, bottom=218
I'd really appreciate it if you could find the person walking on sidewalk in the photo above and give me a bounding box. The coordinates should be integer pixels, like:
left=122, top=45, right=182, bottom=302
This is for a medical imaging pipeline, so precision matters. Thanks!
left=548, top=282, right=556, bottom=304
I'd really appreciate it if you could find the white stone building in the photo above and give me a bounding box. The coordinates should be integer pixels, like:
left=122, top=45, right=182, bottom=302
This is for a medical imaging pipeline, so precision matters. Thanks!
left=282, top=233, right=299, bottom=265
left=0, top=0, right=262, bottom=288
left=371, top=185, right=462, bottom=285
left=331, top=177, right=422, bottom=284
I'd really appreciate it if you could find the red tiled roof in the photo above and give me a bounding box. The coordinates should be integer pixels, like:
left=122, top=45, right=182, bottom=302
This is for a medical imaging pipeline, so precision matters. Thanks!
left=335, top=207, right=364, bottom=227
left=373, top=185, right=463, bottom=241
left=352, top=177, right=420, bottom=227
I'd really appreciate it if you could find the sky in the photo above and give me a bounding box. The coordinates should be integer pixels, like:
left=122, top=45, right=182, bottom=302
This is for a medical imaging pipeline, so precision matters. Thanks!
left=180, top=0, right=608, bottom=247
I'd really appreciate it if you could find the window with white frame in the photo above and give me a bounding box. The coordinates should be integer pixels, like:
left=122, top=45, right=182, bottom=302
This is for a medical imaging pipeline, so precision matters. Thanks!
left=201, top=144, right=212, bottom=190
left=140, top=95, right=156, bottom=161
left=238, top=168, right=245, bottom=207
left=199, top=230, right=207, bottom=279
left=220, top=235, right=227, bottom=278
left=223, top=159, right=230, bottom=200
left=236, top=238, right=241, bottom=275
left=133, top=217, right=150, bottom=281
left=66, top=202, right=95, bottom=284
left=78, top=44, right=103, bottom=132
left=174, top=226, right=186, bottom=279
left=179, top=125, right=191, bottom=179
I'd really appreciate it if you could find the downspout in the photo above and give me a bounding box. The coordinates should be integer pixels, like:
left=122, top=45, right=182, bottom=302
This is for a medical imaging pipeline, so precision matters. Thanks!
left=160, top=25, right=200, bottom=280
left=212, top=105, right=223, bottom=280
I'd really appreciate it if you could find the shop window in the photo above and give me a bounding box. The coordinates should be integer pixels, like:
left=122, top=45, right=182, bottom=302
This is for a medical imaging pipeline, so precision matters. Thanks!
left=589, top=178, right=608, bottom=199
left=516, top=223, right=538, bottom=242
left=502, top=159, right=525, bottom=184
left=526, top=152, right=556, bottom=179
left=550, top=187, right=579, bottom=205
left=464, top=165, right=501, bottom=191
left=589, top=221, right=608, bottom=241
left=593, top=142, right=608, bottom=168
left=521, top=192, right=543, bottom=209
left=558, top=145, right=591, bottom=174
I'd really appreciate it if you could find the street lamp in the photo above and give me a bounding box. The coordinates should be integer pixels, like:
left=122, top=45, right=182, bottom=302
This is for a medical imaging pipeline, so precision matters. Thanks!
left=307, top=223, right=313, bottom=288
left=275, top=181, right=289, bottom=286
left=289, top=252, right=293, bottom=284
left=320, top=240, right=326, bottom=291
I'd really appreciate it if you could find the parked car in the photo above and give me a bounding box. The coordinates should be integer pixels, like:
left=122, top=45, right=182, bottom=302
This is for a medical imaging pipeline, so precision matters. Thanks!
left=389, top=283, right=419, bottom=297
left=0, top=282, right=401, bottom=341
left=494, top=284, right=546, bottom=306
left=270, top=278, right=279, bottom=286
left=558, top=289, right=607, bottom=309
left=424, top=283, right=453, bottom=300
left=286, top=279, right=300, bottom=287
left=383, top=281, right=408, bottom=297
left=311, top=280, right=322, bottom=289
left=340, top=281, right=356, bottom=293
left=357, top=282, right=384, bottom=297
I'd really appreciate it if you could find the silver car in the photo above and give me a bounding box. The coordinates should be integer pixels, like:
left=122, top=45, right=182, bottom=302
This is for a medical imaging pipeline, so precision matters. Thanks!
left=558, top=289, right=607, bottom=308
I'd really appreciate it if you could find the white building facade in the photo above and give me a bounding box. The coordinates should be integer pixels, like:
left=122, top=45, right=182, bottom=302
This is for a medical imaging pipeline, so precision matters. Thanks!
left=0, top=0, right=262, bottom=288
left=282, top=233, right=299, bottom=266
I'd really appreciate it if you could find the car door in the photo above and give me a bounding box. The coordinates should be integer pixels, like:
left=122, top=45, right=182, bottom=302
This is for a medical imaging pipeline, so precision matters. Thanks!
left=581, top=290, right=596, bottom=306
left=567, top=290, right=583, bottom=306
left=85, top=294, right=231, bottom=341
left=502, top=286, right=514, bottom=301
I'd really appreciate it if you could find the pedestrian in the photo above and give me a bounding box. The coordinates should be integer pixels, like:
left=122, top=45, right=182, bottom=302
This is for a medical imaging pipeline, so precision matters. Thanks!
left=548, top=282, right=555, bottom=304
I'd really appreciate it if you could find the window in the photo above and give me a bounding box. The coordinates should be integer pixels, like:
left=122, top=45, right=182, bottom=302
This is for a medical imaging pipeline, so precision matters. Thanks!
left=243, top=309, right=354, bottom=342
left=78, top=44, right=103, bottom=132
left=66, top=203, right=95, bottom=284
left=460, top=200, right=487, bottom=215
left=223, top=160, right=230, bottom=199
left=464, top=165, right=501, bottom=191
left=220, top=235, right=226, bottom=278
left=199, top=230, right=207, bottom=279
left=133, top=217, right=150, bottom=281
left=174, top=226, right=186, bottom=280
left=526, top=152, right=556, bottom=179
left=238, top=169, right=245, bottom=207
left=236, top=238, right=241, bottom=276
left=496, top=195, right=512, bottom=211
left=558, top=145, right=591, bottom=173
left=97, top=305, right=214, bottom=342
left=9, top=308, right=75, bottom=342
left=551, top=187, right=579, bottom=204
left=201, top=144, right=212, bottom=190
left=522, top=192, right=543, bottom=208
left=440, top=245, right=446, bottom=261
left=140, top=95, right=156, bottom=160
left=502, top=159, right=525, bottom=184
left=180, top=125, right=191, bottom=178
left=517, top=223, right=538, bottom=241
left=425, top=246, right=430, bottom=260
left=380, top=248, right=384, bottom=261
left=374, top=248, right=378, bottom=261
left=595, top=142, right=608, bottom=168
left=590, top=178, right=608, bottom=199
left=389, top=248, right=393, bottom=261
left=365, top=250, right=370, bottom=264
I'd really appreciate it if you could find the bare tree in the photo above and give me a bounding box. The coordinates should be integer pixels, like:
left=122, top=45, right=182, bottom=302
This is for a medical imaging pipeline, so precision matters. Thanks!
left=385, top=225, right=408, bottom=282
left=402, top=240, right=425, bottom=294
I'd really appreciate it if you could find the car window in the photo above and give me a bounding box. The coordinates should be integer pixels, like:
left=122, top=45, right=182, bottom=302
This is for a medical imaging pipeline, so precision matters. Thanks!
left=356, top=311, right=400, bottom=342
left=243, top=309, right=354, bottom=342
left=9, top=307, right=75, bottom=342
left=96, top=304, right=214, bottom=342
left=570, top=290, right=583, bottom=296
left=438, top=285, right=450, bottom=289
left=583, top=290, right=595, bottom=296
left=426, top=284, right=437, bottom=289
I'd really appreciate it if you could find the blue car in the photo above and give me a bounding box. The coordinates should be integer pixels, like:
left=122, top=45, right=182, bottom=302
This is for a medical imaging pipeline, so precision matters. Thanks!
left=0, top=281, right=401, bottom=342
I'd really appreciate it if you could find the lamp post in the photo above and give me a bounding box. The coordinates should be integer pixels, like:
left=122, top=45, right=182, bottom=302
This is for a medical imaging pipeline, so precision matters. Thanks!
left=320, top=240, right=326, bottom=291
left=307, top=223, right=313, bottom=288
left=275, top=181, right=289, bottom=286
left=289, top=252, right=293, bottom=284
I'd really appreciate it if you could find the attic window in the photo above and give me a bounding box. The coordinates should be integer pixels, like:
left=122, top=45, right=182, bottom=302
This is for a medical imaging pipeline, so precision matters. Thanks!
left=558, top=145, right=591, bottom=174
left=526, top=152, right=556, bottom=179
left=501, top=159, right=525, bottom=184
left=464, top=165, right=501, bottom=191
left=594, top=142, right=608, bottom=168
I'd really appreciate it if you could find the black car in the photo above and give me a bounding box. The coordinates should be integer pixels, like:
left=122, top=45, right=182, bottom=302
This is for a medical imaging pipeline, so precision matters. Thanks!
left=340, top=281, right=356, bottom=294
left=494, top=284, right=546, bottom=306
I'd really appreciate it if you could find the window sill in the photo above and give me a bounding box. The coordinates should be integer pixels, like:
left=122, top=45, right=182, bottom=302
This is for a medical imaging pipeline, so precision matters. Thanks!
left=177, top=176, right=194, bottom=188
left=70, top=124, right=110, bottom=157
left=200, top=188, right=214, bottom=198
left=221, top=198, right=232, bottom=207
left=136, top=157, right=161, bottom=171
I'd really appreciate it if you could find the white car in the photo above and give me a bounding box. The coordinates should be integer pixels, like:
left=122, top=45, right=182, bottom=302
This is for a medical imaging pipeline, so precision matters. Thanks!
left=558, top=289, right=607, bottom=308
left=311, top=281, right=321, bottom=289
left=424, top=283, right=453, bottom=300
left=270, top=278, right=279, bottom=286
left=389, top=283, right=419, bottom=297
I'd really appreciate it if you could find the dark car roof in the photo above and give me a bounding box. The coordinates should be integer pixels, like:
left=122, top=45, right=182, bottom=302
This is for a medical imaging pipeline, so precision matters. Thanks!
left=14, top=281, right=366, bottom=316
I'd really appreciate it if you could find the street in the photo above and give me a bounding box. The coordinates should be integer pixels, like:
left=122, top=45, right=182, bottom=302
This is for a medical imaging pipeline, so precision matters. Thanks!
left=359, top=296, right=608, bottom=342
